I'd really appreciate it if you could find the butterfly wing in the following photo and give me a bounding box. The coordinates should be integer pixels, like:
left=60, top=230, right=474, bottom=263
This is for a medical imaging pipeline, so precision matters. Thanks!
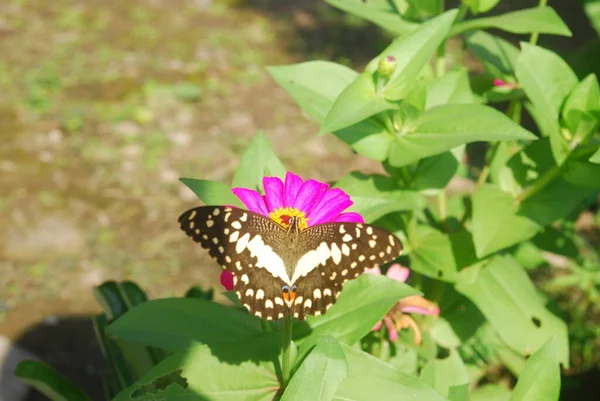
left=178, top=206, right=290, bottom=320
left=291, top=222, right=403, bottom=319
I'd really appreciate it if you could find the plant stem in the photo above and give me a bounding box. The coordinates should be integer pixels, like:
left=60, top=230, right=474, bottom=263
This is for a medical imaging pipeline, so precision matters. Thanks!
left=529, top=0, right=548, bottom=45
left=436, top=43, right=446, bottom=78
left=281, top=315, right=293, bottom=386
left=516, top=165, right=561, bottom=204
left=438, top=189, right=448, bottom=232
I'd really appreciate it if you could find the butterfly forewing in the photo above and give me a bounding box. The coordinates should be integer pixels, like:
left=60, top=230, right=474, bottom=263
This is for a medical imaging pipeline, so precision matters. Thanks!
left=179, top=206, right=403, bottom=321
left=290, top=222, right=403, bottom=319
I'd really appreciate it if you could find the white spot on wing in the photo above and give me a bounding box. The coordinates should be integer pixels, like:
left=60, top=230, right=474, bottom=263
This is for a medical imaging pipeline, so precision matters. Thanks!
left=235, top=233, right=250, bottom=253
left=313, top=288, right=321, bottom=299
left=368, top=240, right=376, bottom=248
left=275, top=297, right=284, bottom=306
left=229, top=231, right=240, bottom=243
left=231, top=221, right=242, bottom=230
left=256, top=289, right=265, bottom=299
left=366, top=227, right=373, bottom=235
left=324, top=288, right=332, bottom=296
left=330, top=243, right=342, bottom=264
left=213, top=208, right=220, bottom=216
left=241, top=274, right=249, bottom=284
left=342, top=234, right=353, bottom=242
left=206, top=220, right=214, bottom=228
left=189, top=211, right=197, bottom=220
left=240, top=213, right=248, bottom=222
left=341, top=243, right=350, bottom=256
left=304, top=299, right=312, bottom=309
left=265, top=299, right=274, bottom=309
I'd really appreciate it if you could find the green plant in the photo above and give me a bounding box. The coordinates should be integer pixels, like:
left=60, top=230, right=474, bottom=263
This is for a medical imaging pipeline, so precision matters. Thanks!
left=15, top=1, right=600, bottom=400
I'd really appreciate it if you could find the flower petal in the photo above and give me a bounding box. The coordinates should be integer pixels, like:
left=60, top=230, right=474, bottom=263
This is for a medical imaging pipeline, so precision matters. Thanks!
left=331, top=212, right=364, bottom=224
left=283, top=172, right=303, bottom=207
left=384, top=316, right=398, bottom=342
left=231, top=188, right=269, bottom=216
left=307, top=188, right=354, bottom=225
left=220, top=270, right=234, bottom=291
left=395, top=315, right=423, bottom=345
left=386, top=264, right=410, bottom=283
left=263, top=176, right=285, bottom=212
left=364, top=265, right=381, bottom=275
left=371, top=320, right=383, bottom=332
left=293, top=179, right=329, bottom=215
left=399, top=295, right=440, bottom=316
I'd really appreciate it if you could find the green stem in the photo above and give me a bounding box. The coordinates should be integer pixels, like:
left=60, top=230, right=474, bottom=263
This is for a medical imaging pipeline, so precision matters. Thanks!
left=529, top=0, right=548, bottom=45
left=438, top=189, right=448, bottom=232
left=455, top=3, right=469, bottom=23
left=282, top=315, right=293, bottom=386
left=516, top=165, right=561, bottom=204
left=436, top=42, right=446, bottom=78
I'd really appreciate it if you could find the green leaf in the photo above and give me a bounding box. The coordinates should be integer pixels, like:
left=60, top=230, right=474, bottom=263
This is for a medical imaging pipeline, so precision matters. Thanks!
left=407, top=224, right=458, bottom=282
left=584, top=0, right=600, bottom=36
left=282, top=337, right=348, bottom=401
left=335, top=172, right=425, bottom=221
left=231, top=131, right=286, bottom=191
left=509, top=339, right=561, bottom=401
left=451, top=7, right=572, bottom=37
left=590, top=146, right=600, bottom=163
left=179, top=179, right=242, bottom=207
left=267, top=61, right=358, bottom=124
left=324, top=0, right=418, bottom=36
left=471, top=184, right=540, bottom=258
left=562, top=74, right=600, bottom=121
left=15, top=360, right=91, bottom=401
left=320, top=74, right=397, bottom=135
left=425, top=68, right=474, bottom=109
left=471, top=384, right=511, bottom=401
left=516, top=43, right=578, bottom=165
left=115, top=336, right=280, bottom=401
left=107, top=298, right=262, bottom=351
left=516, top=43, right=578, bottom=121
left=465, top=31, right=520, bottom=79
left=295, top=274, right=419, bottom=350
left=414, top=147, right=464, bottom=193
left=334, top=375, right=448, bottom=401
left=420, top=350, right=469, bottom=401
left=373, top=10, right=459, bottom=101
left=466, top=0, right=501, bottom=14
left=389, top=104, right=536, bottom=167
left=563, top=159, right=600, bottom=189
left=455, top=255, right=569, bottom=366
left=333, top=122, right=391, bottom=161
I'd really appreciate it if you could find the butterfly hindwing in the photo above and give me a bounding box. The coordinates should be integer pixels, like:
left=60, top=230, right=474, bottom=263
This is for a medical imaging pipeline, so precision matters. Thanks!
left=291, top=222, right=403, bottom=319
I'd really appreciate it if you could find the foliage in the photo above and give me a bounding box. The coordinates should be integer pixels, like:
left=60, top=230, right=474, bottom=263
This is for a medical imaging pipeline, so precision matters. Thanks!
left=15, top=1, right=600, bottom=401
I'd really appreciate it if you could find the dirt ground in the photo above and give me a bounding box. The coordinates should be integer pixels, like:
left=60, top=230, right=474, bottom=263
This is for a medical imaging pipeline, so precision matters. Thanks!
left=0, top=0, right=598, bottom=400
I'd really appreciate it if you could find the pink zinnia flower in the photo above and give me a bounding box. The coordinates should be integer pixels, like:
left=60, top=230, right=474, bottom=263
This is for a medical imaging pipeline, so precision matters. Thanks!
left=218, top=171, right=364, bottom=291
left=366, top=264, right=439, bottom=345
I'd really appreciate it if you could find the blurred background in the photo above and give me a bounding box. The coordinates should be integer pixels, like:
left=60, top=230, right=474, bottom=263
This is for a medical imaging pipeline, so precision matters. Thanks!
left=0, top=0, right=598, bottom=400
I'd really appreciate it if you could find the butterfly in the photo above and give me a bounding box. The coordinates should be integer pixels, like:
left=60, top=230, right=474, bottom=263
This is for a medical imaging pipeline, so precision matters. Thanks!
left=179, top=206, right=402, bottom=320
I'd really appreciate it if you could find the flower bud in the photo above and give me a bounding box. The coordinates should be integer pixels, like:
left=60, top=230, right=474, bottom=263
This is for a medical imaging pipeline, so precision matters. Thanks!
left=378, top=55, right=397, bottom=78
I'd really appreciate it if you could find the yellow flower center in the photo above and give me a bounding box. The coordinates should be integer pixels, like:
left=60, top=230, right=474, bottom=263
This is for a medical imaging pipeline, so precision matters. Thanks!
left=269, top=207, right=309, bottom=230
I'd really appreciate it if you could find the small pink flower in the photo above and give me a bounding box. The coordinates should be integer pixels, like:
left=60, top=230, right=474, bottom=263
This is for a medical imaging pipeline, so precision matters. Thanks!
left=366, top=264, right=439, bottom=345
left=231, top=171, right=363, bottom=229
left=493, top=78, right=516, bottom=89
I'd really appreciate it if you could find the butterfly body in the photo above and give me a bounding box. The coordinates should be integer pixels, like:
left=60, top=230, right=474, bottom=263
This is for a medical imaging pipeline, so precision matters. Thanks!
left=179, top=206, right=402, bottom=320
